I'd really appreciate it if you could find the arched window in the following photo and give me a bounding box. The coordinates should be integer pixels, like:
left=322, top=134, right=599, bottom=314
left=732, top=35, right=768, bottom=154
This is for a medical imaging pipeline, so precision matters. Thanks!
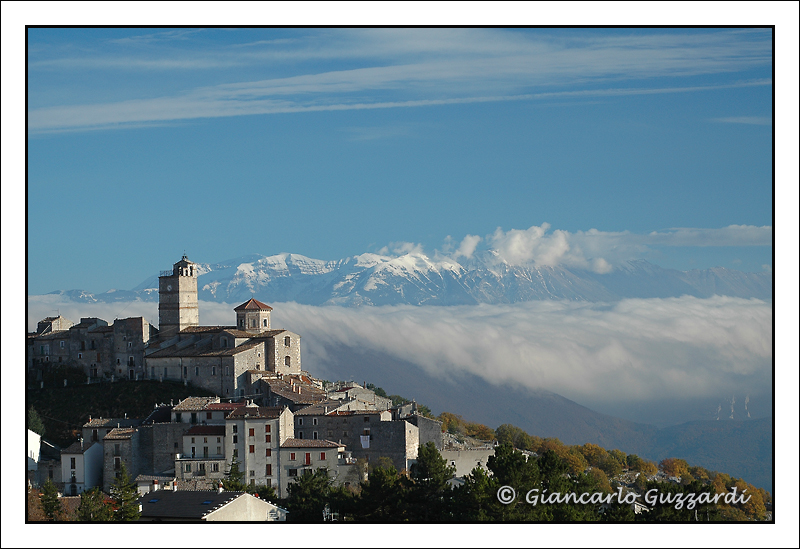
left=285, top=356, right=291, bottom=367
left=263, top=319, right=268, bottom=327
left=284, top=336, right=290, bottom=347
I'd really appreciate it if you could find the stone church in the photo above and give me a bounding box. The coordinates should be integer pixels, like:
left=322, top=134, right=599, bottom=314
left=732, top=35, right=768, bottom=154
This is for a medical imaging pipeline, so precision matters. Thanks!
left=144, top=255, right=302, bottom=398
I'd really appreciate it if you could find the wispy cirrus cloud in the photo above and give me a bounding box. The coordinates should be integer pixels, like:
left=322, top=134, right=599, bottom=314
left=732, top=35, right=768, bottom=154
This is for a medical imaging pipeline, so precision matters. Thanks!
left=27, top=28, right=772, bottom=133
left=711, top=116, right=772, bottom=125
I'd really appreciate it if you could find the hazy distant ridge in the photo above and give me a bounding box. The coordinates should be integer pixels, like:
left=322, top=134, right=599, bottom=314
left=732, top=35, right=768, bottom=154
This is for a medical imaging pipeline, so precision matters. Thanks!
left=47, top=252, right=772, bottom=305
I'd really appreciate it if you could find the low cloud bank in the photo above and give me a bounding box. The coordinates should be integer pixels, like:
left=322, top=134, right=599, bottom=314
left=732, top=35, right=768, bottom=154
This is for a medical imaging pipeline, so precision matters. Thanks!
left=29, top=295, right=771, bottom=407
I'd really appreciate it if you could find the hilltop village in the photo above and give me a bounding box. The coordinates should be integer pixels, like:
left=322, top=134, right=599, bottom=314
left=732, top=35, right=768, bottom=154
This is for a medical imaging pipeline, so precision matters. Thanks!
left=26, top=256, right=771, bottom=522
left=27, top=256, right=450, bottom=517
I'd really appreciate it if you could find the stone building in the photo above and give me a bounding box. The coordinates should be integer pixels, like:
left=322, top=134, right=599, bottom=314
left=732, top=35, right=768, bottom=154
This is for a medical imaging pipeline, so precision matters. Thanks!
left=293, top=408, right=420, bottom=472
left=225, top=404, right=294, bottom=490
left=145, top=297, right=302, bottom=398
left=27, top=316, right=156, bottom=380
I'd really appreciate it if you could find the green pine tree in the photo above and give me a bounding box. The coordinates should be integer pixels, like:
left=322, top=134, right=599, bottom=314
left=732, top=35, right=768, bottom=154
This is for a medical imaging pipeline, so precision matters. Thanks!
left=28, top=407, right=46, bottom=437
left=286, top=468, right=333, bottom=522
left=76, top=488, right=113, bottom=521
left=222, top=458, right=247, bottom=491
left=110, top=462, right=140, bottom=521
left=39, top=478, right=63, bottom=521
left=407, top=441, right=456, bottom=521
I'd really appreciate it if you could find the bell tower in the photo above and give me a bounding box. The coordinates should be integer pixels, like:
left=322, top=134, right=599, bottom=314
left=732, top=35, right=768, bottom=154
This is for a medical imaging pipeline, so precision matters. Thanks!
left=158, top=255, right=199, bottom=338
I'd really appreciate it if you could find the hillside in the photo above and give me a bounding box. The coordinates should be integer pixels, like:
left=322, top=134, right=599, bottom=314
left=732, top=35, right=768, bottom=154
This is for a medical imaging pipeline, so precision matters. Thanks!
left=26, top=377, right=216, bottom=447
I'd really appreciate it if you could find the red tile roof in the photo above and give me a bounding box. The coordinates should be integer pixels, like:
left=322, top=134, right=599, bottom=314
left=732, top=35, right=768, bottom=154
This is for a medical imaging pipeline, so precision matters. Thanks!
left=227, top=406, right=283, bottom=420
left=234, top=298, right=273, bottom=311
left=281, top=438, right=344, bottom=449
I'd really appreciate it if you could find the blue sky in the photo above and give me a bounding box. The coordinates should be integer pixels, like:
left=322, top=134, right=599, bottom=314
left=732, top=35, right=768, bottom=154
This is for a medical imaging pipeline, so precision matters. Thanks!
left=23, top=26, right=775, bottom=294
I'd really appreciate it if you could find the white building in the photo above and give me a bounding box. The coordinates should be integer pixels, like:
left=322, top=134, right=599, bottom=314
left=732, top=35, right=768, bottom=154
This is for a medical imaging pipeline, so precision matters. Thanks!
left=61, top=441, right=103, bottom=496
left=225, top=404, right=294, bottom=490
left=278, top=438, right=348, bottom=498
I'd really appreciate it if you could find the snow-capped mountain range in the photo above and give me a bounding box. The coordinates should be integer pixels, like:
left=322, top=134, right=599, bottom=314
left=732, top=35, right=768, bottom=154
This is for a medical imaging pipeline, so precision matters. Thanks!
left=45, top=251, right=772, bottom=306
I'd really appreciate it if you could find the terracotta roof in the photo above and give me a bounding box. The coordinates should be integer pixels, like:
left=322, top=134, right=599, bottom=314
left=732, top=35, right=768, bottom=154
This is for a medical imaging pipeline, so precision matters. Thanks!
left=185, top=425, right=226, bottom=436
left=146, top=338, right=264, bottom=358
left=234, top=298, right=273, bottom=312
left=260, top=378, right=326, bottom=405
left=173, top=397, right=219, bottom=412
left=104, top=428, right=136, bottom=440
left=227, top=406, right=283, bottom=420
left=281, top=438, right=343, bottom=449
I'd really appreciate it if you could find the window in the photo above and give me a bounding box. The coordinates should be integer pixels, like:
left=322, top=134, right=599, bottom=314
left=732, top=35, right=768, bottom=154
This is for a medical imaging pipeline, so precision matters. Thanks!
left=251, top=319, right=257, bottom=328
left=212, top=463, right=219, bottom=473
left=265, top=435, right=271, bottom=443
left=207, top=412, right=212, bottom=420
left=290, top=453, right=296, bottom=461
left=78, top=353, right=83, bottom=359
left=221, top=338, right=227, bottom=348
left=183, top=366, right=187, bottom=377
left=263, top=319, right=268, bottom=327
left=92, top=429, right=98, bottom=442
left=364, top=416, right=370, bottom=422
left=249, top=445, right=255, bottom=454
left=233, top=449, right=238, bottom=458
left=217, top=437, right=221, bottom=443
left=249, top=428, right=255, bottom=437
left=297, top=418, right=303, bottom=426
left=117, top=358, right=121, bottom=365
left=191, top=447, right=195, bottom=457
left=164, top=367, right=168, bottom=377
left=199, top=463, right=206, bottom=472
left=233, top=435, right=238, bottom=444
left=298, top=432, right=303, bottom=439
left=70, top=457, right=76, bottom=469
left=265, top=425, right=271, bottom=433
left=285, top=336, right=290, bottom=346
left=305, top=453, right=311, bottom=465
left=232, top=425, right=238, bottom=433
left=217, top=446, right=221, bottom=455
left=265, top=448, right=271, bottom=457
left=203, top=447, right=208, bottom=458
left=312, top=418, right=318, bottom=426
left=266, top=464, right=272, bottom=476
left=191, top=412, right=197, bottom=423
left=226, top=367, right=229, bottom=376
left=212, top=366, right=216, bottom=376
left=195, top=367, right=199, bottom=376
left=204, top=437, right=208, bottom=443
left=313, top=431, right=318, bottom=440
left=184, top=463, right=191, bottom=472
left=60, top=341, right=65, bottom=349
left=320, top=452, right=326, bottom=461
left=288, top=469, right=297, bottom=477
left=114, top=457, right=121, bottom=470
left=239, top=319, right=244, bottom=328
left=250, top=470, right=255, bottom=477
left=191, top=437, right=195, bottom=443
left=285, top=356, right=291, bottom=366
left=175, top=413, right=182, bottom=422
